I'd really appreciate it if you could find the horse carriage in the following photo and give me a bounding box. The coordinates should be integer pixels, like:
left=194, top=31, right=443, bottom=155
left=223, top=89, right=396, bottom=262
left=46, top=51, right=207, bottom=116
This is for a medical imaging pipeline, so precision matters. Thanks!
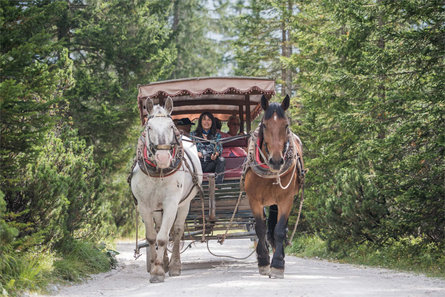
left=130, top=77, right=305, bottom=282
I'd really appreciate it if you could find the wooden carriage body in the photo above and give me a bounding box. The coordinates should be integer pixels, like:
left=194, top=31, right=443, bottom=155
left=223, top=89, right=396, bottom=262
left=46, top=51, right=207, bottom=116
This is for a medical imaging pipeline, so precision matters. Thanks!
left=137, top=77, right=275, bottom=240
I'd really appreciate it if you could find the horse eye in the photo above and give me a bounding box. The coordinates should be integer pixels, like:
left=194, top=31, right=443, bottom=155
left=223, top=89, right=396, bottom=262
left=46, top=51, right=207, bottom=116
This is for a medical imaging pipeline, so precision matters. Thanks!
left=263, top=124, right=267, bottom=129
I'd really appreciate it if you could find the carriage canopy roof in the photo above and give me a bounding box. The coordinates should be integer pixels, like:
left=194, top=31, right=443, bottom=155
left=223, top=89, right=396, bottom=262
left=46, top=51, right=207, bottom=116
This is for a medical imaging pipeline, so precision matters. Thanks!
left=137, top=77, right=275, bottom=125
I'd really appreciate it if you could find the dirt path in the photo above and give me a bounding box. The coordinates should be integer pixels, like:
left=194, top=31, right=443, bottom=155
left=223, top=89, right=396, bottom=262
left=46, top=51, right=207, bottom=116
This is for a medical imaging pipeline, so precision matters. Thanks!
left=36, top=239, right=445, bottom=297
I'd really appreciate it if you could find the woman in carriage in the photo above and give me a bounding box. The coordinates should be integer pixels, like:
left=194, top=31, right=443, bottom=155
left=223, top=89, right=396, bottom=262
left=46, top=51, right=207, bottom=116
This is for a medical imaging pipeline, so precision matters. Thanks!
left=191, top=112, right=225, bottom=185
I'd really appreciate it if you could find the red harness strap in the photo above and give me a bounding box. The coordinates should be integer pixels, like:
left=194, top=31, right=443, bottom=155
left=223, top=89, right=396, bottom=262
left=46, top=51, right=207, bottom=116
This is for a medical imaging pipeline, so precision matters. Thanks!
left=143, top=145, right=178, bottom=178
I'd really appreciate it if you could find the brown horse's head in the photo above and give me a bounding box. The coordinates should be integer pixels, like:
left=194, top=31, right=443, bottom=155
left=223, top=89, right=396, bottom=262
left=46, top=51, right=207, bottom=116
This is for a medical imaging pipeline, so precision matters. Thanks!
left=259, top=95, right=290, bottom=172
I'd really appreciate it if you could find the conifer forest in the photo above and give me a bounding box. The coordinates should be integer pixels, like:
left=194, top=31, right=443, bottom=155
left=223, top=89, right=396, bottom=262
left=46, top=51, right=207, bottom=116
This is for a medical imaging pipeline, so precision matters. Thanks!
left=1, top=0, right=444, bottom=294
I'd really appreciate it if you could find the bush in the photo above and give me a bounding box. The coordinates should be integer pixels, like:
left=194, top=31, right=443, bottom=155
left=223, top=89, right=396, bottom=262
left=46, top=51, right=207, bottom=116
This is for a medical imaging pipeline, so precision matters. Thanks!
left=19, top=127, right=106, bottom=247
left=317, top=168, right=388, bottom=249
left=289, top=234, right=445, bottom=277
left=53, top=239, right=116, bottom=282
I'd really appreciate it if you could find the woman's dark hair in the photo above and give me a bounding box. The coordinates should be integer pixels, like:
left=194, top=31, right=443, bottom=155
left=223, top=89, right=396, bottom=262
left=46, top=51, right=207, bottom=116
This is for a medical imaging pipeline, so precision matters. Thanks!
left=194, top=112, right=217, bottom=139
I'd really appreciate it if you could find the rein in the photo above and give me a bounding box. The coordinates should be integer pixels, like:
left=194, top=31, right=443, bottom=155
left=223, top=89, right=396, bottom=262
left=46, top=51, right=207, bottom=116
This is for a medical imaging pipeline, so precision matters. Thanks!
left=247, top=127, right=297, bottom=180
left=182, top=133, right=250, bottom=146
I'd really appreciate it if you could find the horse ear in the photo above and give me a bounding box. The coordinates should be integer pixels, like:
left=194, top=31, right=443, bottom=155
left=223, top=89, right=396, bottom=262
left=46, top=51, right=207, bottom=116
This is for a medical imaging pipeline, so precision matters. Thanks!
left=261, top=95, right=269, bottom=111
left=164, top=96, right=173, bottom=115
left=281, top=95, right=290, bottom=111
left=145, top=98, right=154, bottom=115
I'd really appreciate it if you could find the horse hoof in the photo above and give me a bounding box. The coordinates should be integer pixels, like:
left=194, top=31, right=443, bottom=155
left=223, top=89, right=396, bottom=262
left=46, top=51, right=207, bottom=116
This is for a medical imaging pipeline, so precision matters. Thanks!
left=169, top=270, right=181, bottom=277
left=269, top=267, right=284, bottom=279
left=258, top=266, right=270, bottom=275
left=150, top=274, right=165, bottom=283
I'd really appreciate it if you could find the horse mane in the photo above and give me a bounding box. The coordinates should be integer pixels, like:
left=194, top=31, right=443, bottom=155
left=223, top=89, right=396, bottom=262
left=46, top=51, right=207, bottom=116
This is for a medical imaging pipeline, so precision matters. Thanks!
left=264, top=103, right=286, bottom=120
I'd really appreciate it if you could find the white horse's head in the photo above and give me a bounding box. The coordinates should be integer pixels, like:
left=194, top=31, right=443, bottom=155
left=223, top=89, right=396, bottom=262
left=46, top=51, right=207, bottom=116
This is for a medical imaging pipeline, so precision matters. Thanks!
left=144, top=97, right=178, bottom=169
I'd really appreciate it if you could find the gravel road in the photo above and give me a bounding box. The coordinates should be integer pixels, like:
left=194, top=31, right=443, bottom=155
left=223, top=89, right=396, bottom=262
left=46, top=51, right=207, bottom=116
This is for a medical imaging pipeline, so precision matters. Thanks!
left=35, top=239, right=445, bottom=297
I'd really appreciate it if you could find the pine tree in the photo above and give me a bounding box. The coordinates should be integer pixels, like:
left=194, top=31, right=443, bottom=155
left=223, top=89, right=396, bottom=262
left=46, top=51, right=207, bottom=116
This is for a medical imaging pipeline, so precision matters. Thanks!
left=170, top=0, right=222, bottom=79
left=231, top=0, right=297, bottom=94
left=1, top=0, right=74, bottom=211
left=292, top=0, right=445, bottom=246
left=65, top=0, right=175, bottom=164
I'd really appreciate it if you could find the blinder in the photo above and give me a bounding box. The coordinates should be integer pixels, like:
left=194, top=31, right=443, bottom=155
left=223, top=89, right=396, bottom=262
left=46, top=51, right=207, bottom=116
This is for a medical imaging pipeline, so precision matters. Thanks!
left=261, top=119, right=291, bottom=155
left=137, top=112, right=184, bottom=177
left=145, top=112, right=181, bottom=157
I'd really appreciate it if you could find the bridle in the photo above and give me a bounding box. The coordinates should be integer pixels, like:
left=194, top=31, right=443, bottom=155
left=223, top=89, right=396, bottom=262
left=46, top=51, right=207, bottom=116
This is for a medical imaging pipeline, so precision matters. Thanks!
left=144, top=113, right=182, bottom=162
left=141, top=113, right=183, bottom=178
left=258, top=120, right=292, bottom=170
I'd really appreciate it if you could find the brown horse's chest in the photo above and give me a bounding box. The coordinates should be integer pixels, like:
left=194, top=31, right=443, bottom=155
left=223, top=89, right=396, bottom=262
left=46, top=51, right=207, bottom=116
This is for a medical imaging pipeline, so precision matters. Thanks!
left=244, top=169, right=297, bottom=206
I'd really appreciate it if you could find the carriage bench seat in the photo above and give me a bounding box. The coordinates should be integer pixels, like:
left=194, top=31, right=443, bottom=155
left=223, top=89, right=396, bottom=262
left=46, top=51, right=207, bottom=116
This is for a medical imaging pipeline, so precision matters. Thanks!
left=221, top=136, right=248, bottom=180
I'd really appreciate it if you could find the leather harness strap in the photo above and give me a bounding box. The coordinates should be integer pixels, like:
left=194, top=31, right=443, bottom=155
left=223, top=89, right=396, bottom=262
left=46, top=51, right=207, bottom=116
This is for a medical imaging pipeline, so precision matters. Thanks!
left=244, top=127, right=304, bottom=180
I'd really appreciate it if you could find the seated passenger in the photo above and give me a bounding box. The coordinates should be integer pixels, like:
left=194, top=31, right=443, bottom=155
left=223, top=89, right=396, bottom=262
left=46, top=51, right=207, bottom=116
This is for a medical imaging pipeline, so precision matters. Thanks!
left=221, top=115, right=247, bottom=158
left=191, top=112, right=225, bottom=184
left=175, top=117, right=194, bottom=135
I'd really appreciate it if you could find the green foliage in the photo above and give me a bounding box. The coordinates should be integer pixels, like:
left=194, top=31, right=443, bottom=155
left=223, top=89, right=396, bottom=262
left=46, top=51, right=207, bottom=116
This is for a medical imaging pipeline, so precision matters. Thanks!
left=1, top=0, right=74, bottom=185
left=0, top=248, right=53, bottom=296
left=291, top=0, right=445, bottom=248
left=22, top=128, right=106, bottom=246
left=53, top=239, right=116, bottom=282
left=230, top=0, right=445, bottom=265
left=66, top=0, right=175, bottom=164
left=1, top=0, right=197, bottom=293
left=0, top=239, right=116, bottom=296
left=232, top=0, right=283, bottom=77
left=289, top=235, right=445, bottom=277
left=0, top=191, right=18, bottom=252
left=230, top=0, right=297, bottom=94
left=170, top=0, right=222, bottom=78
left=324, top=169, right=388, bottom=249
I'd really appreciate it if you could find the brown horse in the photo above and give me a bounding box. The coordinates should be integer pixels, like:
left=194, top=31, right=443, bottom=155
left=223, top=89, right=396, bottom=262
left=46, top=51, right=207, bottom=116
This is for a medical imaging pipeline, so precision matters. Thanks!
left=244, top=95, right=304, bottom=279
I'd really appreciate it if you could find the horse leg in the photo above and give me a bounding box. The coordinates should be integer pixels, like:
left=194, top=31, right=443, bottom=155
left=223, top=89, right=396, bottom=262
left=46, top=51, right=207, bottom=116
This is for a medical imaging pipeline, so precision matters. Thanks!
left=267, top=205, right=278, bottom=250
left=150, top=204, right=177, bottom=283
left=153, top=211, right=169, bottom=273
left=169, top=201, right=190, bottom=276
left=269, top=202, right=292, bottom=279
left=251, top=202, right=270, bottom=275
left=140, top=211, right=157, bottom=274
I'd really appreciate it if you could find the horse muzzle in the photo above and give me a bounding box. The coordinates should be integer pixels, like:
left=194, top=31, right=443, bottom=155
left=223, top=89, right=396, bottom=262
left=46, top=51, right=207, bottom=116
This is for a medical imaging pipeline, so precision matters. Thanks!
left=154, top=150, right=172, bottom=169
left=268, top=156, right=284, bottom=172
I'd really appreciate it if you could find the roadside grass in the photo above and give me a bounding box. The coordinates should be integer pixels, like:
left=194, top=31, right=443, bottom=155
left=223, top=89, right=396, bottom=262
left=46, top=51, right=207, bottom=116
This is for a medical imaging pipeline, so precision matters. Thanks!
left=0, top=240, right=117, bottom=297
left=0, top=249, right=53, bottom=296
left=53, top=240, right=118, bottom=282
left=287, top=235, right=445, bottom=278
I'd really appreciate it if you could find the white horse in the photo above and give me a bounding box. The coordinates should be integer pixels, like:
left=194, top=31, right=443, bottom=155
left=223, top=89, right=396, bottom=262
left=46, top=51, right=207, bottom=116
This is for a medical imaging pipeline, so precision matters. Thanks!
left=130, top=97, right=202, bottom=283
